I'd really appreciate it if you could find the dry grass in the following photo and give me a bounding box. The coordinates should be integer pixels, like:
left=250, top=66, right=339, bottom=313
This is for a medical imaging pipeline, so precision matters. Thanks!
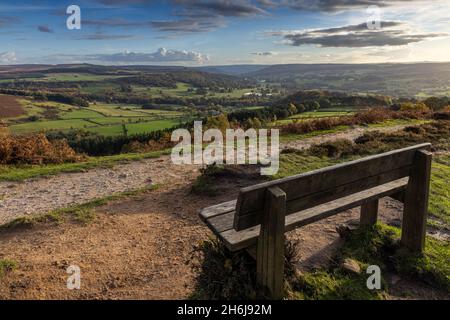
left=280, top=108, right=431, bottom=135
left=0, top=133, right=83, bottom=165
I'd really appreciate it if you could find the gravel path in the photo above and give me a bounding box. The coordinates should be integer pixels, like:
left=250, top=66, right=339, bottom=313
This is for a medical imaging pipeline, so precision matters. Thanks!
left=0, top=157, right=197, bottom=225
left=0, top=124, right=410, bottom=225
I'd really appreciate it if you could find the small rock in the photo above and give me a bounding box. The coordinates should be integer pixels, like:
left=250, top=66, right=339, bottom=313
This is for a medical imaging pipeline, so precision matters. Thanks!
left=388, top=218, right=402, bottom=227
left=118, top=173, right=128, bottom=179
left=336, top=223, right=358, bottom=238
left=341, top=258, right=361, bottom=274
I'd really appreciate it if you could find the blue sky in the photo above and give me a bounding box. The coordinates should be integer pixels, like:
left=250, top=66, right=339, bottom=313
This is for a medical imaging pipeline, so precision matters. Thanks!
left=0, top=0, right=449, bottom=65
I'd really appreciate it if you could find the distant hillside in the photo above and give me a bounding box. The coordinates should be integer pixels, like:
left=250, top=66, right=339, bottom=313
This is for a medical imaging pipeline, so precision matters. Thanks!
left=277, top=90, right=392, bottom=110
left=242, top=62, right=450, bottom=97
left=195, top=65, right=269, bottom=76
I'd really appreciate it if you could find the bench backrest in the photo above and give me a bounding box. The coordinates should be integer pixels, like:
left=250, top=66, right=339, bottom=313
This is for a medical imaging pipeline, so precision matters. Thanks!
left=233, top=143, right=431, bottom=231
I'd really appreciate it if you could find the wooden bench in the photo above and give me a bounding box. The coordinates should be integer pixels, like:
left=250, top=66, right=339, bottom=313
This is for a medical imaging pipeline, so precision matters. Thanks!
left=199, top=143, right=433, bottom=298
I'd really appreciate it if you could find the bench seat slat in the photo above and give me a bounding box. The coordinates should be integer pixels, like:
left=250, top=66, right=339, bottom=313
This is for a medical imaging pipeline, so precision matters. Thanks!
left=209, top=177, right=408, bottom=251
left=199, top=200, right=237, bottom=222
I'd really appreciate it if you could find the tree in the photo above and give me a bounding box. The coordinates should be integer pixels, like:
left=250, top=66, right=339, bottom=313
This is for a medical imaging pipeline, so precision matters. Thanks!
left=424, top=96, right=448, bottom=111
left=298, top=104, right=306, bottom=113
left=288, top=103, right=298, bottom=115
left=121, top=122, right=129, bottom=137
left=252, top=117, right=262, bottom=129
left=206, top=113, right=230, bottom=133
left=318, top=98, right=332, bottom=109
left=312, top=101, right=320, bottom=111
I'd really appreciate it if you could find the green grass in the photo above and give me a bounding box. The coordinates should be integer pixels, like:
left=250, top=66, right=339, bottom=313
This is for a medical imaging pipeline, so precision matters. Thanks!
left=89, top=103, right=150, bottom=117
left=275, top=152, right=338, bottom=179
left=6, top=97, right=184, bottom=136
left=9, top=119, right=93, bottom=134
left=60, top=108, right=106, bottom=119
left=0, top=259, right=17, bottom=277
left=85, top=119, right=179, bottom=136
left=0, top=149, right=170, bottom=182
left=429, top=155, right=450, bottom=230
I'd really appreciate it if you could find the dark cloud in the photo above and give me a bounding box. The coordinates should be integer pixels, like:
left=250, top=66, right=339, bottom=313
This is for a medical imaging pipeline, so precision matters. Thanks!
left=86, top=48, right=209, bottom=63
left=150, top=19, right=225, bottom=33
left=37, top=25, right=53, bottom=33
left=172, top=0, right=266, bottom=17
left=83, top=18, right=146, bottom=27
left=96, top=0, right=152, bottom=4
left=257, top=0, right=433, bottom=12
left=269, top=21, right=445, bottom=47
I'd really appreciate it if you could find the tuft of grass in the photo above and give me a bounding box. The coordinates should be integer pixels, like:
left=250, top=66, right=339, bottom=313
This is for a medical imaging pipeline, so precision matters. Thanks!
left=274, top=152, right=338, bottom=180
left=0, top=259, right=17, bottom=277
left=393, top=236, right=450, bottom=291
left=291, top=271, right=386, bottom=300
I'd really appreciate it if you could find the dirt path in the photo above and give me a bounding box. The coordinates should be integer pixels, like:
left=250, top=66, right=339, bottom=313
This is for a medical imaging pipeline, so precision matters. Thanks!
left=0, top=124, right=412, bottom=225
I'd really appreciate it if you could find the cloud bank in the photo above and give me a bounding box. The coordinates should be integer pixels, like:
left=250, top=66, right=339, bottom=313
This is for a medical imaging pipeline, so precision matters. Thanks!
left=268, top=21, right=445, bottom=47
left=86, top=48, right=209, bottom=63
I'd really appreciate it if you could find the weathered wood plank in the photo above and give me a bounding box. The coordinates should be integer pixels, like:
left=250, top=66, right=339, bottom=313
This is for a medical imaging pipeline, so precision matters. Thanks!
left=256, top=187, right=285, bottom=299
left=199, top=200, right=237, bottom=222
left=234, top=143, right=430, bottom=230
left=360, top=199, right=379, bottom=226
left=219, top=178, right=408, bottom=251
left=401, top=150, right=432, bottom=252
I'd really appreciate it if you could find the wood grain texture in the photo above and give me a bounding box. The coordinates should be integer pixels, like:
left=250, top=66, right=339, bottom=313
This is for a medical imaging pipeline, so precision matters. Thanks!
left=256, top=187, right=285, bottom=299
left=360, top=199, right=379, bottom=226
left=401, top=150, right=432, bottom=252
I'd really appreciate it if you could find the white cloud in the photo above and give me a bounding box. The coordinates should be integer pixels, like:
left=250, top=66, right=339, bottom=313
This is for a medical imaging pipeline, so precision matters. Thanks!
left=0, top=51, right=17, bottom=64
left=87, top=48, right=209, bottom=63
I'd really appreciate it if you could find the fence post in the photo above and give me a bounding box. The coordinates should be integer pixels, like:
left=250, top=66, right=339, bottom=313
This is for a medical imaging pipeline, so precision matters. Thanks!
left=256, top=186, right=286, bottom=299
left=401, top=150, right=432, bottom=252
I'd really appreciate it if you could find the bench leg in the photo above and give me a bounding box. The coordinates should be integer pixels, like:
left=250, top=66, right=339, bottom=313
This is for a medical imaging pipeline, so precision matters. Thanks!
left=256, top=186, right=286, bottom=300
left=360, top=199, right=379, bottom=226
left=401, top=150, right=432, bottom=253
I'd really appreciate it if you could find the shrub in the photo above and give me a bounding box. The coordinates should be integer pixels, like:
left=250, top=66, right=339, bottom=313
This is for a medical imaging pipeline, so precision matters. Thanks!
left=0, top=133, right=82, bottom=165
left=280, top=108, right=431, bottom=135
left=309, top=139, right=355, bottom=158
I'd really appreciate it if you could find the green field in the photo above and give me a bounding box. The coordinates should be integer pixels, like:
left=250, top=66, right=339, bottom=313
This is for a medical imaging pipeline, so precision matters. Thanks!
left=86, top=119, right=179, bottom=136
left=4, top=98, right=183, bottom=136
